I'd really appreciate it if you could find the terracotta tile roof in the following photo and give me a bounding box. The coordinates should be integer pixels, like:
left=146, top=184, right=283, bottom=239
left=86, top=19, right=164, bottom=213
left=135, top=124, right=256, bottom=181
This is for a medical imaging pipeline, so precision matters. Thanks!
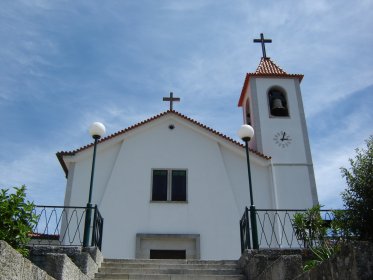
left=255, top=57, right=287, bottom=75
left=238, top=58, right=304, bottom=106
left=57, top=111, right=270, bottom=176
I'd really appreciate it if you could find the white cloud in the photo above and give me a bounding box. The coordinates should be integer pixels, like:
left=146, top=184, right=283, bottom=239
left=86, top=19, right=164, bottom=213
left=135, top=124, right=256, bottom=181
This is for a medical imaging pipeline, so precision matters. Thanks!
left=311, top=92, right=372, bottom=209
left=0, top=0, right=372, bottom=211
left=0, top=147, right=65, bottom=205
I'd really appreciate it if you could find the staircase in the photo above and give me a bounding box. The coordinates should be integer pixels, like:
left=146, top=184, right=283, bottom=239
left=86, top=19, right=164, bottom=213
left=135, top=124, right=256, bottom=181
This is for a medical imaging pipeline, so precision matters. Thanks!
left=94, top=259, right=246, bottom=280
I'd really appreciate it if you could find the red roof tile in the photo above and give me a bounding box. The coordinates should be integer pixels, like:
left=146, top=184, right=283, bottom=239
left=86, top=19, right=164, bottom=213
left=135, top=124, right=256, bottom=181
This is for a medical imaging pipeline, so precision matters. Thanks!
left=57, top=111, right=270, bottom=177
left=238, top=58, right=304, bottom=106
left=255, top=57, right=287, bottom=75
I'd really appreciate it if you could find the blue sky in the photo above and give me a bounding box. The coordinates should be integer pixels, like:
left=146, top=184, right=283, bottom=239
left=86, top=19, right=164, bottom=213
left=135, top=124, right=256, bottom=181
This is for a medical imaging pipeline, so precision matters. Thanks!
left=0, top=0, right=372, bottom=208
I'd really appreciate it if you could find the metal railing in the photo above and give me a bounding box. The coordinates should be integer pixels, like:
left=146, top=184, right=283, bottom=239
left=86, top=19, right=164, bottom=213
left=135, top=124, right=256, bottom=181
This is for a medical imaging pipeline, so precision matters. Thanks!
left=240, top=207, right=251, bottom=251
left=240, top=207, right=339, bottom=252
left=30, top=205, right=104, bottom=250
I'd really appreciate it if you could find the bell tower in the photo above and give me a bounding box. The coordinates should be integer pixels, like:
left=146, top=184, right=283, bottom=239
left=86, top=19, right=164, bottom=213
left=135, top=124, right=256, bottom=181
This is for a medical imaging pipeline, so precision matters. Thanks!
left=238, top=34, right=318, bottom=208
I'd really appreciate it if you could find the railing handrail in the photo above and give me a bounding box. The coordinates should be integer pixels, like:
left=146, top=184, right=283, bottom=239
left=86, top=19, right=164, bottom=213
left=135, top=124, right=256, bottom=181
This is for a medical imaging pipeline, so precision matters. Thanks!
left=30, top=205, right=103, bottom=250
left=35, top=205, right=95, bottom=209
left=240, top=207, right=345, bottom=251
left=254, top=208, right=339, bottom=212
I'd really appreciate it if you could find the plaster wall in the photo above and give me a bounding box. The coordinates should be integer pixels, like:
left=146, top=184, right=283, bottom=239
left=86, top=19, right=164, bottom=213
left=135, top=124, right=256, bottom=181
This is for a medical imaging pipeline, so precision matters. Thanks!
left=248, top=78, right=308, bottom=164
left=64, top=114, right=272, bottom=260
left=272, top=165, right=314, bottom=209
left=242, top=77, right=318, bottom=208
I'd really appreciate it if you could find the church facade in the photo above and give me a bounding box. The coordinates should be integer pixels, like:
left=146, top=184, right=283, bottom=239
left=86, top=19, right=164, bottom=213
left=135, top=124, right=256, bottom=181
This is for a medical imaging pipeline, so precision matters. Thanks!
left=57, top=52, right=318, bottom=260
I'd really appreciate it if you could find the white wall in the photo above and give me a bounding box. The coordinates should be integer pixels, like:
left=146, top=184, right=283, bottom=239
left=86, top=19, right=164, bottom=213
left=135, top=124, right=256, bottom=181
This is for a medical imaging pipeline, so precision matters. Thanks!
left=64, top=114, right=272, bottom=259
left=240, top=76, right=318, bottom=210
left=250, top=78, right=307, bottom=164
left=272, top=165, right=315, bottom=209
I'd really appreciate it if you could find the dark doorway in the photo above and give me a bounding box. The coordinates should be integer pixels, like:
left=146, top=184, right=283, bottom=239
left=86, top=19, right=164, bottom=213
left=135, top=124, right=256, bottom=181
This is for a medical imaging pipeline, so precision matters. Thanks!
left=150, top=250, right=186, bottom=259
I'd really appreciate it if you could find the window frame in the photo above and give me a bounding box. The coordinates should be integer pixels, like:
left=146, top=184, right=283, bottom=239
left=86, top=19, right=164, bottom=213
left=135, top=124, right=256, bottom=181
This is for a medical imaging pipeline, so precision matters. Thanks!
left=150, top=168, right=188, bottom=203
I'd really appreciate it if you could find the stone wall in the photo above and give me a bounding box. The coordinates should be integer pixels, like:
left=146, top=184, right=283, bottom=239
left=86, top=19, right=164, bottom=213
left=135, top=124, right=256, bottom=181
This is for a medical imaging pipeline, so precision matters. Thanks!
left=295, top=242, right=373, bottom=280
left=29, top=246, right=103, bottom=279
left=33, top=253, right=90, bottom=280
left=239, top=242, right=373, bottom=280
left=0, top=240, right=55, bottom=280
left=1, top=241, right=103, bottom=280
left=238, top=248, right=312, bottom=280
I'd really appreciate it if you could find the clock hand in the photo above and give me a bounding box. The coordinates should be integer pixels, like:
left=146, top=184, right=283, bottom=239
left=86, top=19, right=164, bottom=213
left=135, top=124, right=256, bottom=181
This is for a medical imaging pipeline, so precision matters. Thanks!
left=281, top=132, right=286, bottom=141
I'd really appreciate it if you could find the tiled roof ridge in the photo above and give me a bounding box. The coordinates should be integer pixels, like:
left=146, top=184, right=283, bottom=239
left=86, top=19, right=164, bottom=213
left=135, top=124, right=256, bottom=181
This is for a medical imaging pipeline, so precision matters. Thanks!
left=248, top=57, right=303, bottom=80
left=254, top=57, right=287, bottom=75
left=56, top=111, right=270, bottom=172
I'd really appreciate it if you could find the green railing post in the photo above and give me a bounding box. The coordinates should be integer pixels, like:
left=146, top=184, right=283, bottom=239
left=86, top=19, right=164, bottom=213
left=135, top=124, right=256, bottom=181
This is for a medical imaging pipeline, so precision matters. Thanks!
left=83, top=136, right=99, bottom=247
left=250, top=205, right=259, bottom=249
left=245, top=206, right=251, bottom=249
left=83, top=204, right=92, bottom=247
left=243, top=138, right=259, bottom=250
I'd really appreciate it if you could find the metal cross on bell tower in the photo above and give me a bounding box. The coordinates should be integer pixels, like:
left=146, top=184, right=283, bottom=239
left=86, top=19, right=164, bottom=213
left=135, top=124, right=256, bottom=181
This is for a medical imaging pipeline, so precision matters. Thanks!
left=163, top=92, right=180, bottom=111
left=253, top=33, right=272, bottom=58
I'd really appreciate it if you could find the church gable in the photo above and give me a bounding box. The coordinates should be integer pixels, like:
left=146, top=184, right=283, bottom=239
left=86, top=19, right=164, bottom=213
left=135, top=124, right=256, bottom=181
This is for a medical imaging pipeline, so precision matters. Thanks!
left=57, top=110, right=270, bottom=177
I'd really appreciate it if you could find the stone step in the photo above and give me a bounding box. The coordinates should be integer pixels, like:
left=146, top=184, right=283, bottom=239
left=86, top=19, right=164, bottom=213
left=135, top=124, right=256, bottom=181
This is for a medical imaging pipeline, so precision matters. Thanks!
left=103, top=259, right=238, bottom=265
left=94, top=259, right=245, bottom=280
left=95, top=274, right=245, bottom=280
left=98, top=268, right=242, bottom=275
left=101, top=263, right=238, bottom=270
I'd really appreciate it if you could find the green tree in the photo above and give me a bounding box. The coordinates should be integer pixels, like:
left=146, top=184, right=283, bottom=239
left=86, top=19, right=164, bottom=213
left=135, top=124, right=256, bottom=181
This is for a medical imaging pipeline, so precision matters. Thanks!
left=0, top=185, right=38, bottom=256
left=341, top=135, right=373, bottom=241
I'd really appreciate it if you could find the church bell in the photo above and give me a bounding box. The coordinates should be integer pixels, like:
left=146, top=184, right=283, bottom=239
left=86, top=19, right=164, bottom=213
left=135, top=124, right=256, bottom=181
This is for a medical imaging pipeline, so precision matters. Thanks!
left=270, top=97, right=288, bottom=116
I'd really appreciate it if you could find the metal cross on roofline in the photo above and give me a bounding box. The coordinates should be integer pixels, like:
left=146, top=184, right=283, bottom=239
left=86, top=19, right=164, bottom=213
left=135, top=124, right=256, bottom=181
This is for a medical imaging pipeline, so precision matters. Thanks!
left=163, top=92, right=180, bottom=111
left=253, top=33, right=272, bottom=58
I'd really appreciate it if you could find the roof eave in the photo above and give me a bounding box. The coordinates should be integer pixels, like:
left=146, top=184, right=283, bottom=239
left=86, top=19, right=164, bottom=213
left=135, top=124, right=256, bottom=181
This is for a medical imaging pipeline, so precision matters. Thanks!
left=56, top=152, right=70, bottom=178
left=238, top=74, right=250, bottom=107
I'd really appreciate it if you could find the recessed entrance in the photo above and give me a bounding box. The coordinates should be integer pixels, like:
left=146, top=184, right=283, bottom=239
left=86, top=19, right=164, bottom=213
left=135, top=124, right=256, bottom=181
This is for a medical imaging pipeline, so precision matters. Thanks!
left=150, top=249, right=186, bottom=259
left=136, top=234, right=200, bottom=259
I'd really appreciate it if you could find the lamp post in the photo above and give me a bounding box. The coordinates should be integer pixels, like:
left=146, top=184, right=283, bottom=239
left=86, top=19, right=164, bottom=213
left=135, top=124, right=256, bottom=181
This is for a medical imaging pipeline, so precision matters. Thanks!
left=238, top=124, right=259, bottom=249
left=83, top=122, right=106, bottom=247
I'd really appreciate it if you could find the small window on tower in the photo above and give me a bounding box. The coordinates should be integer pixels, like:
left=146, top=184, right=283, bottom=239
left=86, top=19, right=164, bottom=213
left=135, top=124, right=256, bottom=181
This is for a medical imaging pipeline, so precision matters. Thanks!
left=245, top=99, right=252, bottom=125
left=151, top=169, right=187, bottom=202
left=268, top=88, right=289, bottom=117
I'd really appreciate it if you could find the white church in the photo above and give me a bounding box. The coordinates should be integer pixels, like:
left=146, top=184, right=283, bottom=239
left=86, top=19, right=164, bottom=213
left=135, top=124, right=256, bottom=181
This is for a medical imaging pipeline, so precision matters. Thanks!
left=57, top=37, right=318, bottom=260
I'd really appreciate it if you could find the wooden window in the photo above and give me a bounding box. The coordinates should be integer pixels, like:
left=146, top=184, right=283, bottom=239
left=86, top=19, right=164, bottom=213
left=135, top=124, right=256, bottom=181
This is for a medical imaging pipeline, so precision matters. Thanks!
left=152, top=169, right=187, bottom=202
left=152, top=170, right=168, bottom=201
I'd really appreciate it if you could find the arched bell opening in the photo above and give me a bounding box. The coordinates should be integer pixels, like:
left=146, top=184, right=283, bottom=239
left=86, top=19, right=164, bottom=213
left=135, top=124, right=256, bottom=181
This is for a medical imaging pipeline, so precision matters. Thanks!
left=268, top=87, right=289, bottom=117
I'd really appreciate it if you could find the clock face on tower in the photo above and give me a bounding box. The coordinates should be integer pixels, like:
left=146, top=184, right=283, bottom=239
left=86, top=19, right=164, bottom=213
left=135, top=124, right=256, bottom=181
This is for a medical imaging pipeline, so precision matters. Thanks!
left=273, top=131, right=292, bottom=148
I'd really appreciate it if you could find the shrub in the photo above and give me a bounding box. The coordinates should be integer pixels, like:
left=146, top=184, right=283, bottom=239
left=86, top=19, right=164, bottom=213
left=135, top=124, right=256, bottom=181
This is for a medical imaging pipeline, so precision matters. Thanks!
left=293, top=204, right=326, bottom=248
left=0, top=185, right=38, bottom=256
left=293, top=205, right=341, bottom=271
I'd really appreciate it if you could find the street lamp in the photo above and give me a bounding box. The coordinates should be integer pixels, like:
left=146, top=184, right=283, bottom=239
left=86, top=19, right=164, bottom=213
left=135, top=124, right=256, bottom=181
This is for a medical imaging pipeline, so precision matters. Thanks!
left=83, top=122, right=106, bottom=247
left=238, top=124, right=259, bottom=249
